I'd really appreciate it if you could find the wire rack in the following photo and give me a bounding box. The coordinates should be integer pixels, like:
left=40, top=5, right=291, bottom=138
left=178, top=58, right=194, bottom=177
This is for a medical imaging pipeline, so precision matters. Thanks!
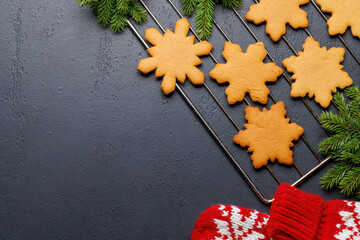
left=127, top=0, right=359, bottom=204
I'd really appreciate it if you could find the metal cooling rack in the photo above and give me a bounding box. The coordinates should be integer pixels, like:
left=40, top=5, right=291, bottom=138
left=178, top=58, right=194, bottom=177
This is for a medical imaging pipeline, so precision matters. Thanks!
left=127, top=0, right=360, bottom=204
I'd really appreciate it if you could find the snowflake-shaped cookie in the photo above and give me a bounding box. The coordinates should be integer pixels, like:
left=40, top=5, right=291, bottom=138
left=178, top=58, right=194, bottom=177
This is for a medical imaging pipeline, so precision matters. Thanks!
left=137, top=18, right=213, bottom=94
left=246, top=0, right=310, bottom=42
left=283, top=37, right=353, bottom=108
left=209, top=41, right=283, bottom=105
left=316, top=0, right=360, bottom=38
left=233, top=101, right=304, bottom=169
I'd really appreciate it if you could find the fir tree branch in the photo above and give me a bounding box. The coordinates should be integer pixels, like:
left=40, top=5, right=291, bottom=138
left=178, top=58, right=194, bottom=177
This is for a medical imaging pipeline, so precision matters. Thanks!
left=350, top=100, right=360, bottom=121
left=338, top=152, right=360, bottom=165
left=334, top=93, right=351, bottom=121
left=129, top=1, right=147, bottom=24
left=116, top=0, right=131, bottom=14
left=319, top=132, right=352, bottom=154
left=77, top=0, right=94, bottom=7
left=321, top=112, right=349, bottom=133
left=346, top=86, right=360, bottom=102
left=196, top=0, right=215, bottom=40
left=182, top=0, right=198, bottom=16
left=182, top=0, right=243, bottom=40
left=355, top=187, right=360, bottom=199
left=222, top=0, right=243, bottom=9
left=321, top=111, right=360, bottom=134
left=77, top=0, right=147, bottom=32
left=111, top=10, right=128, bottom=32
left=339, top=166, right=360, bottom=197
left=320, top=86, right=360, bottom=199
left=320, top=162, right=353, bottom=190
left=343, top=136, right=360, bottom=153
left=96, top=0, right=113, bottom=26
left=89, top=1, right=100, bottom=12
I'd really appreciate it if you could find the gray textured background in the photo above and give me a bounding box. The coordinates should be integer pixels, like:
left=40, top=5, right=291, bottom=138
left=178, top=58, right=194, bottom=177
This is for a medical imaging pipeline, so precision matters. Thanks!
left=0, top=0, right=359, bottom=239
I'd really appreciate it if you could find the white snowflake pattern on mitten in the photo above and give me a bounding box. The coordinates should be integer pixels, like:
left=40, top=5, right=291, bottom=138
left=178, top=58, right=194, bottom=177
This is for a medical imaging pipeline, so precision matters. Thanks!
left=335, top=201, right=360, bottom=240
left=213, top=205, right=268, bottom=240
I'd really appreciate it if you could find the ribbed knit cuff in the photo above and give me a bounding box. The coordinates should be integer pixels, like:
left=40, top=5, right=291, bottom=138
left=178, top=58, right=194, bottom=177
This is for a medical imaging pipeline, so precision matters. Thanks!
left=267, top=184, right=323, bottom=240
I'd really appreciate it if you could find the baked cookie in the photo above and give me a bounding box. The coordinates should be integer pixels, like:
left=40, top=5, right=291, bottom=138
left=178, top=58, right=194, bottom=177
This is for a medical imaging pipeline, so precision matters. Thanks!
left=209, top=42, right=283, bottom=105
left=246, top=0, right=310, bottom=42
left=316, top=0, right=360, bottom=38
left=233, top=101, right=304, bottom=169
left=137, top=18, right=213, bottom=94
left=283, top=37, right=353, bottom=108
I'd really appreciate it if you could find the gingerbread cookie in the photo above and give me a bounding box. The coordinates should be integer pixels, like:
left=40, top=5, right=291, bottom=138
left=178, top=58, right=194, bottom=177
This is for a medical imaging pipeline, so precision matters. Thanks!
left=316, top=0, right=360, bottom=38
left=209, top=41, right=283, bottom=105
left=282, top=37, right=353, bottom=108
left=245, top=0, right=310, bottom=42
left=137, top=18, right=213, bottom=94
left=233, top=101, right=304, bottom=169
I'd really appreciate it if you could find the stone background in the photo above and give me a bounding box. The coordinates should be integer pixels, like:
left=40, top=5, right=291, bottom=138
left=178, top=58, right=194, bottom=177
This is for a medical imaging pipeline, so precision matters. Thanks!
left=0, top=0, right=359, bottom=239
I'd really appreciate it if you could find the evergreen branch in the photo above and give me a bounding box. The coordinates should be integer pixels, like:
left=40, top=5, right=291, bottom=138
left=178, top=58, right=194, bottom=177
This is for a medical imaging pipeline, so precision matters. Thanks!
left=339, top=166, right=360, bottom=197
left=320, top=162, right=353, bottom=190
left=129, top=1, right=147, bottom=24
left=320, top=111, right=360, bottom=134
left=111, top=10, right=128, bottom=32
left=97, top=0, right=113, bottom=26
left=77, top=0, right=94, bottom=7
left=345, top=86, right=360, bottom=102
left=222, top=0, right=243, bottom=9
left=89, top=1, right=100, bottom=11
left=196, top=0, right=215, bottom=40
left=321, top=112, right=351, bottom=133
left=343, top=136, right=360, bottom=153
left=116, top=0, right=131, bottom=14
left=77, top=0, right=147, bottom=32
left=338, top=152, right=360, bottom=165
left=334, top=93, right=351, bottom=121
left=320, top=86, right=360, bottom=199
left=182, top=0, right=198, bottom=16
left=319, top=132, right=352, bottom=154
left=355, top=187, right=360, bottom=199
left=181, top=0, right=243, bottom=40
left=349, top=100, right=360, bottom=121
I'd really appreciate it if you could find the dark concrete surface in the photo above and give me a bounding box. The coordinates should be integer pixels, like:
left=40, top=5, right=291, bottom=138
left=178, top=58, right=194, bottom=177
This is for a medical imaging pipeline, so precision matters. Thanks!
left=0, top=0, right=359, bottom=239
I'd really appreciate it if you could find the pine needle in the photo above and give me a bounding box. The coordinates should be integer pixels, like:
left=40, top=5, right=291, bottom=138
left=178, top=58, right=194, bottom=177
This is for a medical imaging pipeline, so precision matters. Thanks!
left=222, top=0, right=243, bottom=9
left=78, top=0, right=243, bottom=38
left=111, top=10, right=128, bottom=32
left=129, top=1, right=147, bottom=24
left=116, top=0, right=130, bottom=14
left=339, top=167, right=360, bottom=197
left=97, top=0, right=113, bottom=26
left=320, top=162, right=353, bottom=190
left=77, top=0, right=94, bottom=7
left=196, top=0, right=215, bottom=40
left=320, top=86, right=360, bottom=199
left=77, top=0, right=147, bottom=32
left=182, top=0, right=198, bottom=16
left=182, top=0, right=243, bottom=40
left=346, top=86, right=360, bottom=102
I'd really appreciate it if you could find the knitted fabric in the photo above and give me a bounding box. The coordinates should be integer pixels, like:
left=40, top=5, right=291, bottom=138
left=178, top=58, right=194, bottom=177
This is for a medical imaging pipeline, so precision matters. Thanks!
left=192, top=184, right=360, bottom=240
left=191, top=204, right=270, bottom=240
left=268, top=184, right=360, bottom=240
left=267, top=184, right=323, bottom=239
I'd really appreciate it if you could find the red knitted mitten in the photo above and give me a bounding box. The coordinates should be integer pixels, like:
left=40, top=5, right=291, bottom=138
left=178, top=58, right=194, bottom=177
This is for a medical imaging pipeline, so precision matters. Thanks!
left=191, top=204, right=270, bottom=240
left=268, top=184, right=360, bottom=240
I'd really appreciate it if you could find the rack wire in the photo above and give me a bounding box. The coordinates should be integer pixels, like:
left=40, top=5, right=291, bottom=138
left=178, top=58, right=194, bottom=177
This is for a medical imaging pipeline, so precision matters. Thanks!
left=127, top=0, right=358, bottom=203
